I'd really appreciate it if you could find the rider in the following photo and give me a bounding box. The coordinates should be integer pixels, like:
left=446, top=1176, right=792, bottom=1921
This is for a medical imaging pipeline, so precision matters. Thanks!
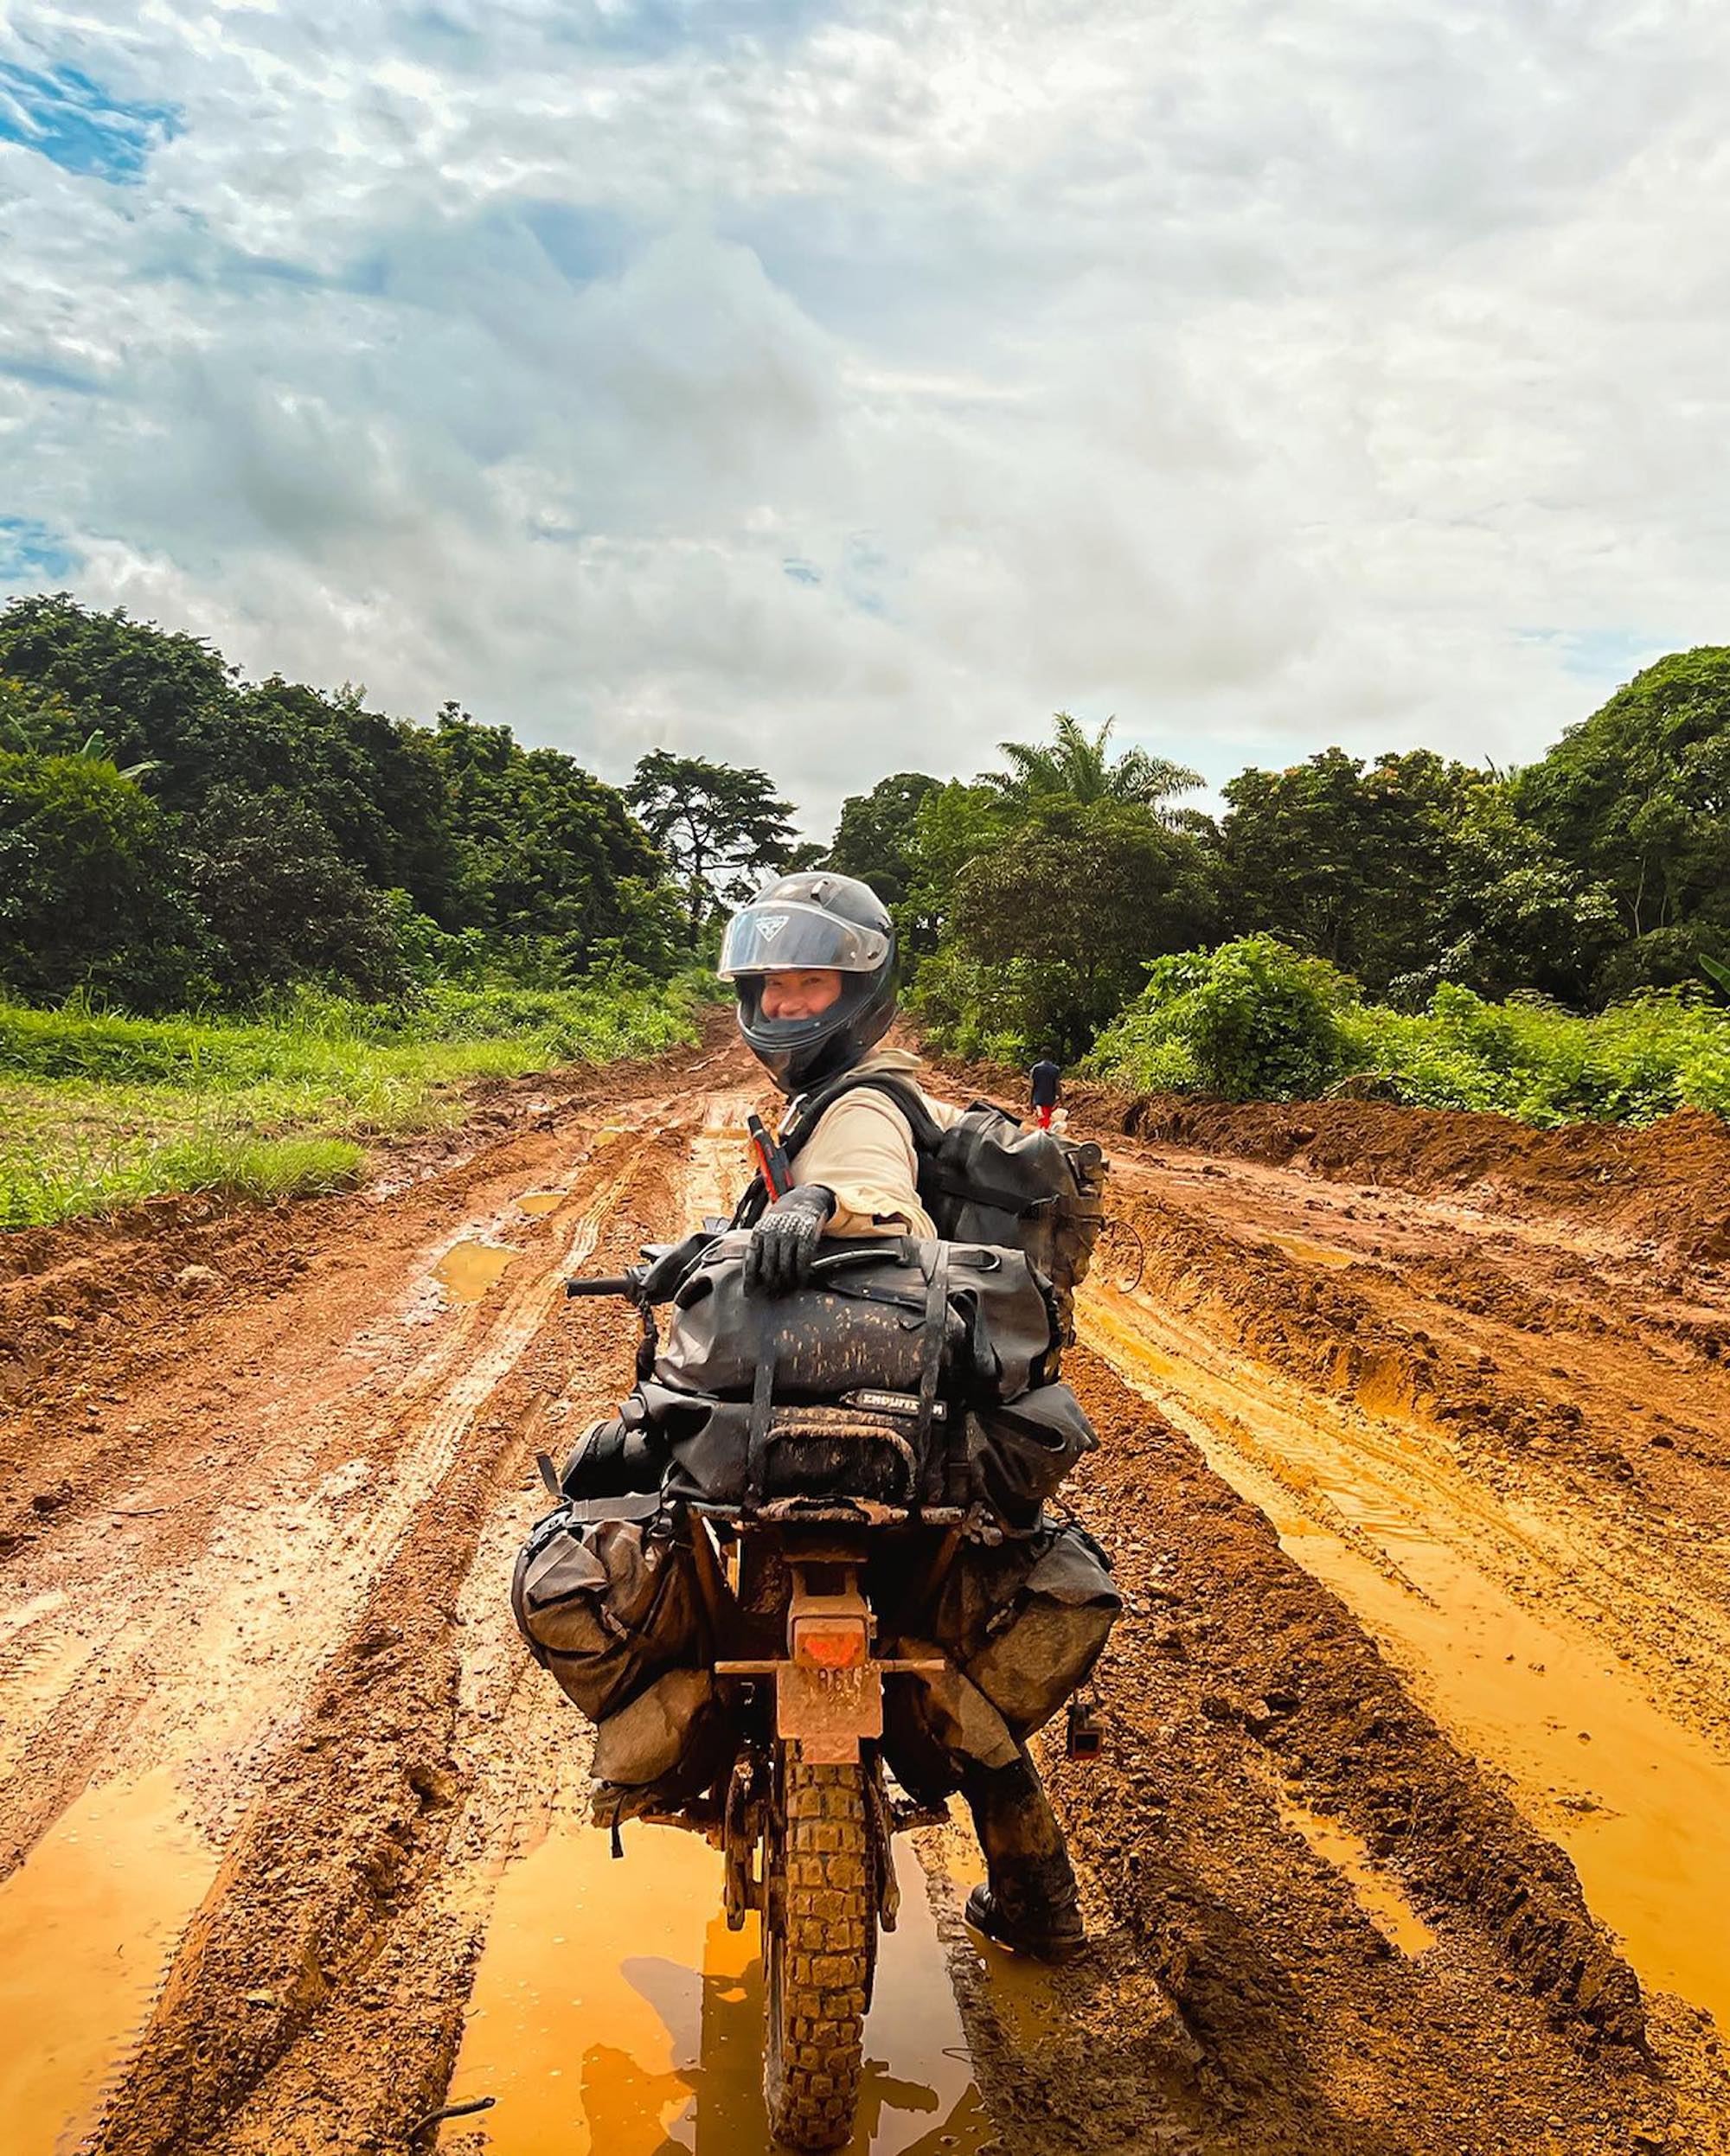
left=721, top=872, right=1088, bottom=1962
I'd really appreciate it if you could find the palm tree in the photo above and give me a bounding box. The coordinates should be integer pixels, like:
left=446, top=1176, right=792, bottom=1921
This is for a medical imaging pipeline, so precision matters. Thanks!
left=985, top=713, right=1201, bottom=817
left=76, top=729, right=160, bottom=784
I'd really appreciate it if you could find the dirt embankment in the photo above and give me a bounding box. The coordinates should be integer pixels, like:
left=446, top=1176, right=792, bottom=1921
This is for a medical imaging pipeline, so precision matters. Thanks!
left=1, top=1034, right=1726, bottom=2154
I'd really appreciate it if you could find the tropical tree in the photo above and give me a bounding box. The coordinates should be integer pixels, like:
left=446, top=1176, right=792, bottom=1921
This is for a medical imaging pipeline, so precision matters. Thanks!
left=627, top=750, right=798, bottom=942
left=1515, top=648, right=1730, bottom=988
left=984, top=713, right=1201, bottom=821
left=940, top=797, right=1218, bottom=1057
left=826, top=771, right=943, bottom=910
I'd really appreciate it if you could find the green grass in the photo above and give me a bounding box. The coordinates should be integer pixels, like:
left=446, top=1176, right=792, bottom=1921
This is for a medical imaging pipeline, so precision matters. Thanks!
left=0, top=976, right=704, bottom=1230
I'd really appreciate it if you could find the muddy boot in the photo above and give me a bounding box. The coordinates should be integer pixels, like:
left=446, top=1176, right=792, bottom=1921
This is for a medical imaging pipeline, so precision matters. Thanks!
left=960, top=1751, right=1086, bottom=1963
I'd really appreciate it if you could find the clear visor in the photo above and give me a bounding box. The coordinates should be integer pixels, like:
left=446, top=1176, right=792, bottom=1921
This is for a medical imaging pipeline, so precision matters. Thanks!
left=718, top=901, right=890, bottom=977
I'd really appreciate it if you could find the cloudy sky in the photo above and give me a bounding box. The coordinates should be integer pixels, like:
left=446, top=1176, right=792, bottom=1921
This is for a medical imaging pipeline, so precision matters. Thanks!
left=2, top=2, right=1726, bottom=831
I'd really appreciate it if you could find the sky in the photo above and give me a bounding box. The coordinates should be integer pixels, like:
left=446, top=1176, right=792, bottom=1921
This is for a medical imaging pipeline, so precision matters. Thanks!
left=3, top=1, right=1727, bottom=835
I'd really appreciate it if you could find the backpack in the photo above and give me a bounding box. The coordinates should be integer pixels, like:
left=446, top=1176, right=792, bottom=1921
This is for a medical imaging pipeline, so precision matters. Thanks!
left=772, top=1073, right=1109, bottom=1348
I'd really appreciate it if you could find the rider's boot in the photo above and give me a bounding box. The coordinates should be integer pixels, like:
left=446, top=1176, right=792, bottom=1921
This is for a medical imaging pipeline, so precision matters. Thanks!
left=960, top=1750, right=1086, bottom=1963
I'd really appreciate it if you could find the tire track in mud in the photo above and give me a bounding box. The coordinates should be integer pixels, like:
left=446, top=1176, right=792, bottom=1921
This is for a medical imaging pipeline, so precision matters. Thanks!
left=0, top=1087, right=695, bottom=2155
left=78, top=1129, right=677, bottom=2156
left=4, top=1043, right=1728, bottom=2154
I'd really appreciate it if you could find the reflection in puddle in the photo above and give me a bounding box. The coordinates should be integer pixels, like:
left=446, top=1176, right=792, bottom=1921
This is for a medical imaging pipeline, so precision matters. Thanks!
left=443, top=1796, right=988, bottom=2154
left=517, top=1192, right=567, bottom=1218
left=435, top=1240, right=521, bottom=1303
left=0, top=1769, right=212, bottom=2154
left=1276, top=1790, right=1435, bottom=1955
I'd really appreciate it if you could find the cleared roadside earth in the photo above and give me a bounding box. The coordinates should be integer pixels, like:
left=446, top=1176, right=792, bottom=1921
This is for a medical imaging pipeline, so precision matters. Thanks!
left=0, top=1034, right=1723, bottom=2153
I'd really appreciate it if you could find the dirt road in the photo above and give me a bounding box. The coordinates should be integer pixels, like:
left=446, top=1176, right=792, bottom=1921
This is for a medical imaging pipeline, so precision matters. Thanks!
left=2, top=1033, right=1727, bottom=2154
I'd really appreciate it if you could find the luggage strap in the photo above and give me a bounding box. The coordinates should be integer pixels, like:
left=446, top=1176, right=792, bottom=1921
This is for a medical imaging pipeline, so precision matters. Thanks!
left=914, top=1240, right=949, bottom=1462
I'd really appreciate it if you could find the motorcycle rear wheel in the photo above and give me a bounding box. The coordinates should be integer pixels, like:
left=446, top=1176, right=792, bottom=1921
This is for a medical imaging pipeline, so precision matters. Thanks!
left=764, top=1754, right=875, bottom=2149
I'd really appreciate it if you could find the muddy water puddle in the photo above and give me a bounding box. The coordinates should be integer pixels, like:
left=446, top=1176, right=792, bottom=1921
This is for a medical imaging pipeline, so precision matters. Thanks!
left=442, top=1792, right=987, bottom=2155
left=436, top=1239, right=522, bottom=1303
left=1275, top=1789, right=1435, bottom=1955
left=1084, top=1286, right=1730, bottom=2027
left=0, top=1768, right=213, bottom=2153
left=517, top=1190, right=569, bottom=1218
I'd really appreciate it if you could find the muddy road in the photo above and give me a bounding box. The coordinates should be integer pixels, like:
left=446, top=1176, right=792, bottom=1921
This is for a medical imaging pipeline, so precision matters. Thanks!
left=2, top=1034, right=1727, bottom=2154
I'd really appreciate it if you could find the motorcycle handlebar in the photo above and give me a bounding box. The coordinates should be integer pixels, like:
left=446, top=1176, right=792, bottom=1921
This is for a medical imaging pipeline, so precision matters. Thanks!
left=565, top=1273, right=639, bottom=1299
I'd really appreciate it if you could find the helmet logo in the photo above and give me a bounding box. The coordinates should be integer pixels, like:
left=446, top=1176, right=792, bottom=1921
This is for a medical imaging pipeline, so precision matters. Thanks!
left=758, top=914, right=788, bottom=944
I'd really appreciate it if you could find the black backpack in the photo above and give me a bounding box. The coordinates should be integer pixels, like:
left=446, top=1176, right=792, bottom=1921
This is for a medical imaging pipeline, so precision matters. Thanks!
left=765, top=1073, right=1109, bottom=1348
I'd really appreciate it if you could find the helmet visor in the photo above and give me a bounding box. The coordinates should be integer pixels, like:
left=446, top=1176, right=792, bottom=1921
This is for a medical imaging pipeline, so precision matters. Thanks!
left=718, top=900, right=890, bottom=977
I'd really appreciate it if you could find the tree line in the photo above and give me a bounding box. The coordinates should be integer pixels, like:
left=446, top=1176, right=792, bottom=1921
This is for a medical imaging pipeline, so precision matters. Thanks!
left=3, top=592, right=1727, bottom=1059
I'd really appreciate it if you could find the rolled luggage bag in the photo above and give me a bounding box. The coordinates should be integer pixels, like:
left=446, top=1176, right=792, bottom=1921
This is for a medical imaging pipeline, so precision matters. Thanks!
left=509, top=1511, right=702, bottom=1722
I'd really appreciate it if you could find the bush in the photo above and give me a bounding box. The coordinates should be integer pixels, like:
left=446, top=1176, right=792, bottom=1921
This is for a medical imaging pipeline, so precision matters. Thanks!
left=1340, top=985, right=1730, bottom=1125
left=1084, top=950, right=1730, bottom=1129
left=1085, top=937, right=1351, bottom=1101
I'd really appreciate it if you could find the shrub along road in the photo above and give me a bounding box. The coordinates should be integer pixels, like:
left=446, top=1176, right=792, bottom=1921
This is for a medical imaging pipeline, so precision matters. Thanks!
left=0, top=1034, right=1726, bottom=2153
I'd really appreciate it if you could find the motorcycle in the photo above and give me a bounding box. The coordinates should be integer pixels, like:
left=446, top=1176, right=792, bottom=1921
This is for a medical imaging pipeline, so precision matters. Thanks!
left=563, top=1235, right=991, bottom=2153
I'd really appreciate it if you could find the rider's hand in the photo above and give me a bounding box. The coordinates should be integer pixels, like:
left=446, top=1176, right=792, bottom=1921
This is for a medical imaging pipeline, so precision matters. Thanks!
left=744, top=1183, right=836, bottom=1296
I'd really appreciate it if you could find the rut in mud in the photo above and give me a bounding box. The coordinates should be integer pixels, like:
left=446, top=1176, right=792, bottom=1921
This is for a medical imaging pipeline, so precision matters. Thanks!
left=1, top=1032, right=1727, bottom=2154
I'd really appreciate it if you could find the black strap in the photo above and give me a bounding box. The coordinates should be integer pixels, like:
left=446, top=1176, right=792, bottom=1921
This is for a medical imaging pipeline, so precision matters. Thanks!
left=745, top=1303, right=778, bottom=1508
left=781, top=1072, right=947, bottom=1162
left=914, top=1241, right=949, bottom=1463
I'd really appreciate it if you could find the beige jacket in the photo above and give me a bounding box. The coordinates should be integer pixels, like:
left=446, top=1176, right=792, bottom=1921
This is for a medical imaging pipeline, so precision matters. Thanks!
left=789, top=1047, right=963, bottom=1240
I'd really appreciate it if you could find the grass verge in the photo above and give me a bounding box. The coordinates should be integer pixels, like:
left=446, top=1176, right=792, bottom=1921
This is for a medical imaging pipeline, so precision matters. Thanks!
left=0, top=978, right=705, bottom=1231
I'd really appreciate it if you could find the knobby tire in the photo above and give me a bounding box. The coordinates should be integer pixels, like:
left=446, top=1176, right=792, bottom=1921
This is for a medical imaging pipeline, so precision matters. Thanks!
left=764, top=1754, right=875, bottom=2149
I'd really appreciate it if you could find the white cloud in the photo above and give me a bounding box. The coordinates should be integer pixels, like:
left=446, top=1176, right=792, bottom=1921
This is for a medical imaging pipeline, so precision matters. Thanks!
left=3, top=0, right=1729, bottom=833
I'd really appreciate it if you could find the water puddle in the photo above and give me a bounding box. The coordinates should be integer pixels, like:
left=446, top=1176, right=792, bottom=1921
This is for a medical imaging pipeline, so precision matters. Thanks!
left=1258, top=1231, right=1357, bottom=1270
left=441, top=1795, right=987, bottom=2154
left=1275, top=1790, right=1436, bottom=1955
left=1083, top=1286, right=1730, bottom=2027
left=516, top=1191, right=567, bottom=1218
left=435, top=1240, right=521, bottom=1304
left=0, top=1768, right=213, bottom=2154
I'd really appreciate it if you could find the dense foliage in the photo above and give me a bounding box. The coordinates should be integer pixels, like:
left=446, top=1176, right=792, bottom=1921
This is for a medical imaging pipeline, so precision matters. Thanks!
left=1086, top=939, right=1730, bottom=1126
left=0, top=595, right=769, bottom=1010
left=8, top=588, right=1730, bottom=1132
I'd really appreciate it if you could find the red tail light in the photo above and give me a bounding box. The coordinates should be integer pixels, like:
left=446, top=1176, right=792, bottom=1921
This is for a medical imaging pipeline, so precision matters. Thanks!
left=793, top=1619, right=868, bottom=1670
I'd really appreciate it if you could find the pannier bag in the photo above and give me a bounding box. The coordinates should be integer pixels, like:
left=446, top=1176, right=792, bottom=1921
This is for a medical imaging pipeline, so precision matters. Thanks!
left=883, top=1520, right=1120, bottom=1788
left=510, top=1510, right=702, bottom=1722
left=590, top=1668, right=729, bottom=1792
left=776, top=1077, right=1109, bottom=1347
left=964, top=1382, right=1098, bottom=1530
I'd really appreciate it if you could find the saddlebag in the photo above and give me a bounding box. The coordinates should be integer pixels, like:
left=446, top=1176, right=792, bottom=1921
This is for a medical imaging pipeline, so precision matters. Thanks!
left=590, top=1668, right=729, bottom=1791
left=884, top=1520, right=1120, bottom=1786
left=964, top=1383, right=1099, bottom=1530
left=509, top=1510, right=702, bottom=1722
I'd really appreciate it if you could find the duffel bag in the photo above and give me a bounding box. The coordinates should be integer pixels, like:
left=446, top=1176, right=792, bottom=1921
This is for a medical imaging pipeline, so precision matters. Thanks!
left=509, top=1510, right=702, bottom=1722
left=653, top=1233, right=1058, bottom=1406
left=634, top=1381, right=955, bottom=1511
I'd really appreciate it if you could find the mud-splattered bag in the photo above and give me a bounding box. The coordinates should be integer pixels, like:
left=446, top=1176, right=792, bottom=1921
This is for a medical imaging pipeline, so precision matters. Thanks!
left=964, top=1383, right=1099, bottom=1530
left=509, top=1511, right=702, bottom=1723
left=882, top=1520, right=1120, bottom=1788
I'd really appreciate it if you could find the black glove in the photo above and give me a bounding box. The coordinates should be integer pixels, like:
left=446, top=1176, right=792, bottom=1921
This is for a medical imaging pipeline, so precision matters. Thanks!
left=744, top=1182, right=835, bottom=1296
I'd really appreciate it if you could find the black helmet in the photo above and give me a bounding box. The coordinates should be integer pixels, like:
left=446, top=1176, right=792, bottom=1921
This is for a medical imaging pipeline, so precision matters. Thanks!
left=719, top=871, right=898, bottom=1094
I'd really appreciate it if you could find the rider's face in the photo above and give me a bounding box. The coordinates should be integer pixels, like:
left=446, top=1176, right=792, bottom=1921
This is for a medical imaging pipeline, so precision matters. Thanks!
left=759, top=969, right=844, bottom=1020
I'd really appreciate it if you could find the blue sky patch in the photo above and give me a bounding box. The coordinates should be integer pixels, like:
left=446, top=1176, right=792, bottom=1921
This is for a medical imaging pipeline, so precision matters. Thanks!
left=782, top=559, right=822, bottom=586
left=1517, top=626, right=1669, bottom=688
left=0, top=517, right=80, bottom=586
left=0, top=60, right=181, bottom=183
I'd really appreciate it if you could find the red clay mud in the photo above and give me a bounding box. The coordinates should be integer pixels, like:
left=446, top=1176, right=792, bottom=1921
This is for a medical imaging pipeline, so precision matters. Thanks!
left=1, top=1038, right=1726, bottom=2153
